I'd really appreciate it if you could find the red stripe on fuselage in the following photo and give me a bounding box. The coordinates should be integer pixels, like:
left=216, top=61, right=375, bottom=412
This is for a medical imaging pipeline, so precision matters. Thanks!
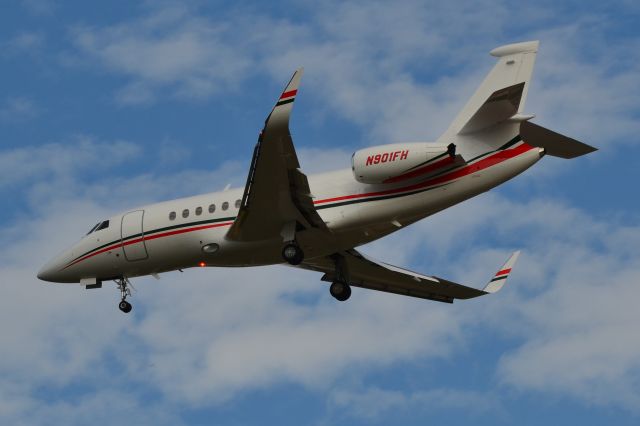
left=63, top=143, right=534, bottom=272
left=383, top=155, right=455, bottom=184
left=315, top=143, right=534, bottom=205
left=62, top=221, right=233, bottom=270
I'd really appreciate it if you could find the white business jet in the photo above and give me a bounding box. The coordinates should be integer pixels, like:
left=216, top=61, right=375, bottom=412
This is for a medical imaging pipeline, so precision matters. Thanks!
left=38, top=41, right=595, bottom=313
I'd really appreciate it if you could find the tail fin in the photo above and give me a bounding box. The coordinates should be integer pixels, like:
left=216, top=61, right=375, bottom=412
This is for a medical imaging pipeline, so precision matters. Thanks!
left=437, top=41, right=539, bottom=143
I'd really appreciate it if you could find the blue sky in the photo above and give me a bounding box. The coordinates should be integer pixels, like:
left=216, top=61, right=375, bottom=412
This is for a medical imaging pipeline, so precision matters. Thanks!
left=1, top=0, right=640, bottom=424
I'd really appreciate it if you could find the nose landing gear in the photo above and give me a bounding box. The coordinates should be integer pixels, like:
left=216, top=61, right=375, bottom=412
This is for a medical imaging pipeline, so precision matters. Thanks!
left=118, top=300, right=132, bottom=313
left=116, top=277, right=133, bottom=313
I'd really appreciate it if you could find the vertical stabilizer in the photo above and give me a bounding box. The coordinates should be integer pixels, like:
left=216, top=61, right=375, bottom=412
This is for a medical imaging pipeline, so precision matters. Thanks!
left=437, top=41, right=539, bottom=143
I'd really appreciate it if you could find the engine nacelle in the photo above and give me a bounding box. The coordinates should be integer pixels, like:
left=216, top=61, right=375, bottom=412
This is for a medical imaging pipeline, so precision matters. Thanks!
left=351, top=142, right=456, bottom=184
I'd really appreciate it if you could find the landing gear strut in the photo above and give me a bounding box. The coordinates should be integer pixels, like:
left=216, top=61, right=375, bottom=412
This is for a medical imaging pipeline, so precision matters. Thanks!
left=330, top=280, right=351, bottom=301
left=116, top=277, right=133, bottom=313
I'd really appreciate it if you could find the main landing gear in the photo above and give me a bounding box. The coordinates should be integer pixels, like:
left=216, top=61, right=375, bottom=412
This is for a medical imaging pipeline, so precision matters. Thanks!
left=282, top=242, right=304, bottom=265
left=328, top=253, right=351, bottom=301
left=330, top=280, right=351, bottom=301
left=116, top=277, right=133, bottom=313
left=280, top=221, right=304, bottom=265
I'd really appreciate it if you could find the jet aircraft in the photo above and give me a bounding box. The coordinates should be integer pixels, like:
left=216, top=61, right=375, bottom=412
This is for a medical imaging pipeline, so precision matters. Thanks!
left=38, top=41, right=596, bottom=313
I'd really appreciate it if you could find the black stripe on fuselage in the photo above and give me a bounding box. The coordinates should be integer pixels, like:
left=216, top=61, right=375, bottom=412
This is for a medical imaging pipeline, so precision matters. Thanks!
left=402, top=151, right=449, bottom=173
left=420, top=135, right=524, bottom=182
left=316, top=135, right=525, bottom=211
left=71, top=135, right=525, bottom=264
left=70, top=216, right=237, bottom=265
left=466, top=135, right=523, bottom=164
left=316, top=182, right=451, bottom=210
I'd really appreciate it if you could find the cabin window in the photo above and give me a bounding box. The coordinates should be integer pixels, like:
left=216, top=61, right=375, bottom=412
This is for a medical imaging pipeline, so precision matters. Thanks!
left=222, top=201, right=229, bottom=211
left=235, top=199, right=241, bottom=209
left=195, top=206, right=203, bottom=216
left=182, top=209, right=189, bottom=218
left=208, top=204, right=216, bottom=213
left=169, top=211, right=176, bottom=220
left=96, top=220, right=110, bottom=231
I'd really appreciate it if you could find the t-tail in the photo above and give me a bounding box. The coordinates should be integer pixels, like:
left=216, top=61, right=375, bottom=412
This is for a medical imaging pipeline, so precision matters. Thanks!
left=436, top=40, right=596, bottom=160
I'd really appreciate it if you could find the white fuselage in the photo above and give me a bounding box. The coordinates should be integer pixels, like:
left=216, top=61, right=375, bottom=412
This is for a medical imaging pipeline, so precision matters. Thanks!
left=38, top=142, right=543, bottom=284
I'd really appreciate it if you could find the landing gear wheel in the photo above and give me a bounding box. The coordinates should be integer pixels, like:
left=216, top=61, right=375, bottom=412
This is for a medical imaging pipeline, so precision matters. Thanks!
left=115, top=277, right=134, bottom=314
left=282, top=243, right=304, bottom=265
left=330, top=281, right=351, bottom=301
left=118, top=300, right=132, bottom=313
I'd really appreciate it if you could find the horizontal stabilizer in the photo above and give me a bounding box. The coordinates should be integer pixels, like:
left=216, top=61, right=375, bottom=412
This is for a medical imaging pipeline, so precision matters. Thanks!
left=521, top=121, right=597, bottom=159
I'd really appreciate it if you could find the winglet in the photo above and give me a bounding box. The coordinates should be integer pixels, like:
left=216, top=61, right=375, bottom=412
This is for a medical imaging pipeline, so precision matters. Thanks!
left=483, top=251, right=521, bottom=294
left=275, top=67, right=303, bottom=108
left=263, top=67, right=304, bottom=130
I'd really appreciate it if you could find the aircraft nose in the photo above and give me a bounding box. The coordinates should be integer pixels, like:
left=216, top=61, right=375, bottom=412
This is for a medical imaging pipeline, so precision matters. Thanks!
left=37, top=262, right=57, bottom=282
left=37, top=256, right=67, bottom=283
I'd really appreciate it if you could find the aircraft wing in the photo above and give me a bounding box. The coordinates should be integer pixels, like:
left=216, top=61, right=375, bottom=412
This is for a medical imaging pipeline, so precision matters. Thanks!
left=227, top=69, right=328, bottom=242
left=301, top=250, right=520, bottom=303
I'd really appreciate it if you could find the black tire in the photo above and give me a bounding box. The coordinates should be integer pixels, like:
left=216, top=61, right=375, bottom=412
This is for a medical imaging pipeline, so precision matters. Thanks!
left=282, top=243, right=304, bottom=265
left=330, top=281, right=351, bottom=301
left=118, top=300, right=132, bottom=313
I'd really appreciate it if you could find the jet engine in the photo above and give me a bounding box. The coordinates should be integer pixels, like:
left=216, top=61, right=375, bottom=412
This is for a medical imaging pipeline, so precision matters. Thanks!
left=351, top=142, right=457, bottom=184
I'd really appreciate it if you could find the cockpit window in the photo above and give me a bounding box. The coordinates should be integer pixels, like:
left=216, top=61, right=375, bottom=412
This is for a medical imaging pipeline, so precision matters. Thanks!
left=87, top=223, right=100, bottom=235
left=96, top=220, right=110, bottom=231
left=87, top=220, right=109, bottom=235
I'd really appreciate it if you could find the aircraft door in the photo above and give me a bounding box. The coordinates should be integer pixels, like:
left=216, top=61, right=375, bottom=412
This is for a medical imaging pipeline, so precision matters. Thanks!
left=121, top=210, right=149, bottom=261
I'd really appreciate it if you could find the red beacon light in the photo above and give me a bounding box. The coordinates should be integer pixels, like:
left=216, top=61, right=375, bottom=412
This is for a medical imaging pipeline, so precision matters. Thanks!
left=198, top=261, right=206, bottom=267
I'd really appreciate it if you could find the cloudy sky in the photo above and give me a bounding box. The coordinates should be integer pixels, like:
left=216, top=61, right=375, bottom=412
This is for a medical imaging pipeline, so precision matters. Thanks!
left=1, top=0, right=639, bottom=424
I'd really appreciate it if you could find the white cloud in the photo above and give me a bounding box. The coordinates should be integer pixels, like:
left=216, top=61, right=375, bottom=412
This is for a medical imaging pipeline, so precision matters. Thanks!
left=21, top=0, right=55, bottom=16
left=0, top=386, right=184, bottom=426
left=65, top=0, right=640, bottom=161
left=0, top=97, right=40, bottom=122
left=527, top=22, right=640, bottom=147
left=328, top=386, right=503, bottom=420
left=2, top=130, right=640, bottom=420
left=2, top=32, right=44, bottom=53
left=71, top=5, right=252, bottom=105
left=408, top=193, right=640, bottom=411
left=3, top=0, right=640, bottom=421
left=0, top=135, right=139, bottom=190
left=103, top=266, right=469, bottom=405
left=0, top=141, right=467, bottom=415
left=493, top=217, right=640, bottom=408
left=297, top=147, right=353, bottom=173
